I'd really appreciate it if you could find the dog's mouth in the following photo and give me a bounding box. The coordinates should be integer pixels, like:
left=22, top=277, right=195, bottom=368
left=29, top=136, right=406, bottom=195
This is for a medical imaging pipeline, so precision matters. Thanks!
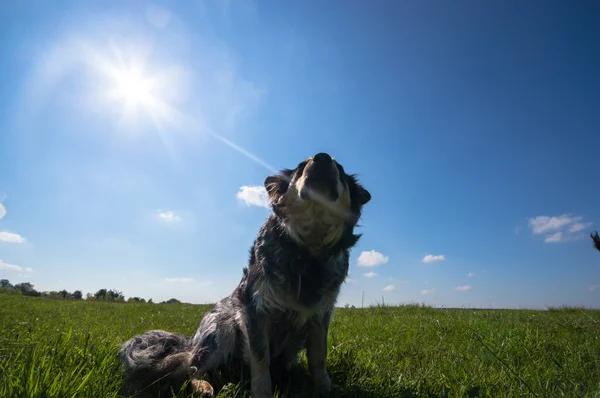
left=298, top=153, right=342, bottom=202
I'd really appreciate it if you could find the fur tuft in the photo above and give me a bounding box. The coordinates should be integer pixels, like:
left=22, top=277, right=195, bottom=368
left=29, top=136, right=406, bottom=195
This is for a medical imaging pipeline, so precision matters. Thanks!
left=119, top=330, right=195, bottom=396
left=592, top=231, right=600, bottom=252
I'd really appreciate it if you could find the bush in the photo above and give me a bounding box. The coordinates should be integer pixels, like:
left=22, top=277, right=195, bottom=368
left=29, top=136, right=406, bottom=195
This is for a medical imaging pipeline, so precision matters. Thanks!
left=0, top=287, right=22, bottom=295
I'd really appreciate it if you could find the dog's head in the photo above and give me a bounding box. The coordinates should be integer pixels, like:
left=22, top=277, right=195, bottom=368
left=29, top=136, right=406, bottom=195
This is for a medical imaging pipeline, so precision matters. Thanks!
left=264, top=153, right=371, bottom=253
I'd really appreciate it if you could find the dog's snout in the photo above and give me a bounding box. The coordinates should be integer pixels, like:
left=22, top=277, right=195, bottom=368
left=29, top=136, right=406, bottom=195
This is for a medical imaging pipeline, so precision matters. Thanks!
left=313, top=153, right=332, bottom=163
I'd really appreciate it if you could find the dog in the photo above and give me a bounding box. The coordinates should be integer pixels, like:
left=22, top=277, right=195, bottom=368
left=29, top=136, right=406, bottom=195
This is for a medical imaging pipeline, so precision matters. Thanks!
left=119, top=152, right=371, bottom=397
left=592, top=231, right=600, bottom=252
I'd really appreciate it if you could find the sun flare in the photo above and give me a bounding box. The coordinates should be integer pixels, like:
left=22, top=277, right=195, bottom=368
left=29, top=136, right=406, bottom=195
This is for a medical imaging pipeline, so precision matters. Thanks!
left=105, top=63, right=159, bottom=120
left=114, top=68, right=153, bottom=105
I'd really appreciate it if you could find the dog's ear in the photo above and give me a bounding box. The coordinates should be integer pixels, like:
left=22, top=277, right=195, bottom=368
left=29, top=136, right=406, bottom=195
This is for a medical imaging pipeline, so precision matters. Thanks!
left=356, top=185, right=371, bottom=205
left=348, top=174, right=371, bottom=206
left=264, top=170, right=292, bottom=202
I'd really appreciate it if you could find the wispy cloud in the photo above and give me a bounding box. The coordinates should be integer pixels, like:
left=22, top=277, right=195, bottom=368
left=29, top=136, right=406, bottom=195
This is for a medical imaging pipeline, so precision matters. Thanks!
left=345, top=277, right=357, bottom=284
left=467, top=272, right=475, bottom=278
left=455, top=285, right=472, bottom=292
left=383, top=284, right=395, bottom=292
left=357, top=250, right=389, bottom=267
left=568, top=222, right=590, bottom=233
left=0, top=259, right=33, bottom=273
left=422, top=254, right=445, bottom=263
left=421, top=288, right=436, bottom=295
left=588, top=285, right=599, bottom=292
left=157, top=210, right=181, bottom=223
left=514, top=226, right=522, bottom=235
left=164, top=277, right=194, bottom=283
left=0, top=203, right=6, bottom=220
left=0, top=232, right=26, bottom=244
left=363, top=272, right=377, bottom=278
left=236, top=185, right=270, bottom=208
left=528, top=214, right=591, bottom=243
left=544, top=232, right=563, bottom=243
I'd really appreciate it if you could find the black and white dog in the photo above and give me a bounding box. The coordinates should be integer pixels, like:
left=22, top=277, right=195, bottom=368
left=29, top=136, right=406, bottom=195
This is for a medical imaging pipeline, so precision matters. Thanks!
left=119, top=153, right=371, bottom=397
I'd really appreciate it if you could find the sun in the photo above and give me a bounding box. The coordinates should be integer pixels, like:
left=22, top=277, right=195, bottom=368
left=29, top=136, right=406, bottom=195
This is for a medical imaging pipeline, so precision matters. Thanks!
left=114, top=68, right=153, bottom=106
left=105, top=63, right=159, bottom=121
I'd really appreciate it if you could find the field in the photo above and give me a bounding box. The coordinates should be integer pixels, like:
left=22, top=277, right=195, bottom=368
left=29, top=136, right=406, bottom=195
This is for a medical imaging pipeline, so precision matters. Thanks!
left=1, top=295, right=599, bottom=397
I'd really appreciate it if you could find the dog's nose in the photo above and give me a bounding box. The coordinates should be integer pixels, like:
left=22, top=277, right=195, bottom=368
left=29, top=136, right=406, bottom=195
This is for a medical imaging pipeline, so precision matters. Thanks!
left=313, top=153, right=332, bottom=163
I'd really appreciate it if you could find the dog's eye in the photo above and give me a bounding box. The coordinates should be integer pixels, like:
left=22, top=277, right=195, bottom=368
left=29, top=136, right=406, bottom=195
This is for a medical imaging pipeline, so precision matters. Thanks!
left=290, top=161, right=308, bottom=181
left=296, top=161, right=308, bottom=173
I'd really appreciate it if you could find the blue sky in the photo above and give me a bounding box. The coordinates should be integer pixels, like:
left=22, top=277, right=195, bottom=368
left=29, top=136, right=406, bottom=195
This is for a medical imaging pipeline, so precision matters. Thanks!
left=1, top=0, right=599, bottom=308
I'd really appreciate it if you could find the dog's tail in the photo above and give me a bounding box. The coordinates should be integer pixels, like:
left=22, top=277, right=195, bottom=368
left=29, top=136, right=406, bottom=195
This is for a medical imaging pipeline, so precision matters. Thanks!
left=119, top=329, right=196, bottom=396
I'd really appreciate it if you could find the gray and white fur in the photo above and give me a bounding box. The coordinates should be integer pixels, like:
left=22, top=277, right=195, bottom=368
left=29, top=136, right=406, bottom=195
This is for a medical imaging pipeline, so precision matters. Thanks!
left=119, top=152, right=371, bottom=397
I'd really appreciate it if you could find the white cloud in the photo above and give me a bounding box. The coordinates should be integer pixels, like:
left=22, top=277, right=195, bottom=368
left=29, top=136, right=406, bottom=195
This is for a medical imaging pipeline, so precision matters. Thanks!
left=164, top=277, right=194, bottom=283
left=0, top=232, right=26, bottom=244
left=568, top=222, right=591, bottom=233
left=383, top=284, right=395, bottom=292
left=467, top=272, right=475, bottom=278
left=357, top=250, right=389, bottom=267
left=528, top=214, right=592, bottom=244
left=0, top=259, right=33, bottom=273
left=363, top=272, right=377, bottom=278
left=588, top=285, right=599, bottom=292
left=421, top=288, right=436, bottom=295
left=455, top=285, right=472, bottom=292
left=422, top=254, right=445, bottom=263
left=0, top=203, right=6, bottom=220
left=157, top=210, right=181, bottom=223
left=544, top=232, right=563, bottom=243
left=236, top=185, right=270, bottom=208
left=528, top=215, right=579, bottom=234
left=345, top=277, right=357, bottom=284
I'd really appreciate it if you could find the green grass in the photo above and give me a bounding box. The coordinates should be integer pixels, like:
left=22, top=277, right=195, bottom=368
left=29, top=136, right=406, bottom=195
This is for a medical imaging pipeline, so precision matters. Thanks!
left=1, top=295, right=599, bottom=397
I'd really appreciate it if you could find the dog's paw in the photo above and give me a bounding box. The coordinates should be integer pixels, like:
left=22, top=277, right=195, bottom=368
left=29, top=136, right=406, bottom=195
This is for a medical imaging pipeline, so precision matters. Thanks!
left=313, top=370, right=331, bottom=396
left=251, top=379, right=273, bottom=398
left=190, top=379, right=215, bottom=398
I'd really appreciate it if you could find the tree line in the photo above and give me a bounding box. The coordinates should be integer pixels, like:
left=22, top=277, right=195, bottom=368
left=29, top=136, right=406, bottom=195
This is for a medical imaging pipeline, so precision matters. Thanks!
left=0, top=279, right=181, bottom=304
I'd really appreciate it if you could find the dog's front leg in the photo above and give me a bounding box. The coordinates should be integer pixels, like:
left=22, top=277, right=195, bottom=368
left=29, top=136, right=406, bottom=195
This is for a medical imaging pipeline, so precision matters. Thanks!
left=244, top=307, right=272, bottom=398
left=306, top=316, right=332, bottom=396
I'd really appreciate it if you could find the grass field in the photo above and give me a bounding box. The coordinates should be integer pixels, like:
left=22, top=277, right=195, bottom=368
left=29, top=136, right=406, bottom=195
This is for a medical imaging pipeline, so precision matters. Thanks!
left=1, top=295, right=599, bottom=397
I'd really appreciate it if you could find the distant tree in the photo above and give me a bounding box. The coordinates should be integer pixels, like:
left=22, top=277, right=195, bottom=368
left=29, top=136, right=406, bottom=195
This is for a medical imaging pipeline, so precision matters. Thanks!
left=164, top=298, right=181, bottom=304
left=127, top=297, right=147, bottom=303
left=92, top=288, right=125, bottom=302
left=73, top=290, right=83, bottom=300
left=14, top=282, right=40, bottom=297
left=45, top=291, right=62, bottom=299
left=94, top=289, right=108, bottom=300
left=592, top=231, right=600, bottom=252
left=147, top=298, right=154, bottom=304
left=0, top=279, right=12, bottom=288
left=59, top=289, right=70, bottom=299
left=106, top=289, right=125, bottom=302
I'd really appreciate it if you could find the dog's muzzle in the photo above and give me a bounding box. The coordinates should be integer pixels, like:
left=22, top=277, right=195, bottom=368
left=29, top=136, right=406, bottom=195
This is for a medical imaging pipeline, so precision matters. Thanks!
left=299, top=153, right=340, bottom=201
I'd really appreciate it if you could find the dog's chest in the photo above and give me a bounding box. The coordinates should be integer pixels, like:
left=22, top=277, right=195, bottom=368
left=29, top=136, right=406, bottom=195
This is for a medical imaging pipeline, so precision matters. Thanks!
left=278, top=252, right=347, bottom=310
